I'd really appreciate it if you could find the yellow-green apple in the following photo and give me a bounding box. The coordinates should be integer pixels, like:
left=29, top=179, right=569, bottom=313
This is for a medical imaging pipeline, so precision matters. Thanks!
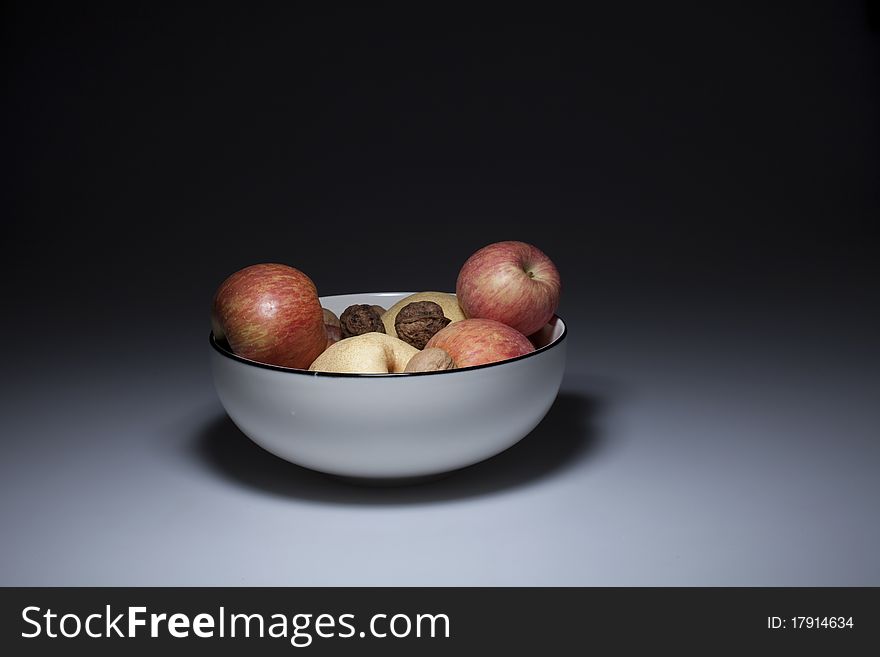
left=456, top=241, right=561, bottom=336
left=211, top=263, right=327, bottom=369
left=425, top=318, right=534, bottom=368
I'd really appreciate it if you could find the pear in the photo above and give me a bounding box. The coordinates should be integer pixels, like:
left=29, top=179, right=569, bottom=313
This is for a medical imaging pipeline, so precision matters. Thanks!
left=309, top=333, right=419, bottom=374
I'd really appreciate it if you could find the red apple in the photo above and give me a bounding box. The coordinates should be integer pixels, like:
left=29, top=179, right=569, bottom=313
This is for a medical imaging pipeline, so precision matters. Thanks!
left=425, top=318, right=534, bottom=368
left=211, top=263, right=327, bottom=369
left=456, top=240, right=561, bottom=336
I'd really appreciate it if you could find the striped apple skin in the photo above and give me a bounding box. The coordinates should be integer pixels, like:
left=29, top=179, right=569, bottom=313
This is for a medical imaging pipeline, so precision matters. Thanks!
left=211, top=263, right=326, bottom=369
left=456, top=240, right=561, bottom=337
left=425, top=318, right=534, bottom=368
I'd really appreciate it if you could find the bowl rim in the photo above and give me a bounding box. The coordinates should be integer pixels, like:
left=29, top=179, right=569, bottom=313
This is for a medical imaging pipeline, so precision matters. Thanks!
left=210, top=296, right=567, bottom=378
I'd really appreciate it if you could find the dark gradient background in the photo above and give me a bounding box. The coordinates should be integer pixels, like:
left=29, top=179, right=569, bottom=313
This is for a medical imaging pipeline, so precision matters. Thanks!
left=2, top=2, right=878, bottom=584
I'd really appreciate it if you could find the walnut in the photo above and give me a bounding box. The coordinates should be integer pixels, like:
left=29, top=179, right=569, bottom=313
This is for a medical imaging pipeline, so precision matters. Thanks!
left=394, top=301, right=451, bottom=349
left=340, top=304, right=386, bottom=338
left=370, top=304, right=387, bottom=316
left=404, top=347, right=455, bottom=372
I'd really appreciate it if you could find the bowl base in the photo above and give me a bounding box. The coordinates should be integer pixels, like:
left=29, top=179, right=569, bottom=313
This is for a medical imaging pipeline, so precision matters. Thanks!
left=328, top=471, right=454, bottom=487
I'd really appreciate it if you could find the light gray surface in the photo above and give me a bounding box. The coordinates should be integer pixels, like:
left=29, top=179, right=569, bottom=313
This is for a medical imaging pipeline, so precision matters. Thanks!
left=4, top=0, right=880, bottom=588
left=2, top=298, right=879, bottom=586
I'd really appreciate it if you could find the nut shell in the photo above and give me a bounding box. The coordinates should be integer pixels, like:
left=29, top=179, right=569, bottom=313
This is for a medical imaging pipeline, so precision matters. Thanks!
left=381, top=292, right=465, bottom=337
left=404, top=347, right=456, bottom=372
left=340, top=304, right=386, bottom=338
left=395, top=301, right=451, bottom=349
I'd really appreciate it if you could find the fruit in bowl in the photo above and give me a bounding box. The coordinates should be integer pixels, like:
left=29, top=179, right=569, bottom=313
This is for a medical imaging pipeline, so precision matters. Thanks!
left=456, top=240, right=561, bottom=337
left=308, top=333, right=418, bottom=374
left=380, top=292, right=466, bottom=339
left=209, top=291, right=567, bottom=478
left=210, top=241, right=561, bottom=375
left=208, top=242, right=565, bottom=477
left=425, top=318, right=535, bottom=368
left=211, top=263, right=327, bottom=370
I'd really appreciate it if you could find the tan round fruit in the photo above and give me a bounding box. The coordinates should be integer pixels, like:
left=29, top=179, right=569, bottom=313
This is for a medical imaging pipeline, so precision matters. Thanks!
left=380, top=292, right=465, bottom=338
left=322, top=308, right=341, bottom=328
left=309, top=333, right=419, bottom=374
left=324, top=324, right=342, bottom=348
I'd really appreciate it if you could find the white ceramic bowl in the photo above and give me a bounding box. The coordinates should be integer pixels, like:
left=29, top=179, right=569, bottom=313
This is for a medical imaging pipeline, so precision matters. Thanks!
left=210, top=292, right=567, bottom=479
